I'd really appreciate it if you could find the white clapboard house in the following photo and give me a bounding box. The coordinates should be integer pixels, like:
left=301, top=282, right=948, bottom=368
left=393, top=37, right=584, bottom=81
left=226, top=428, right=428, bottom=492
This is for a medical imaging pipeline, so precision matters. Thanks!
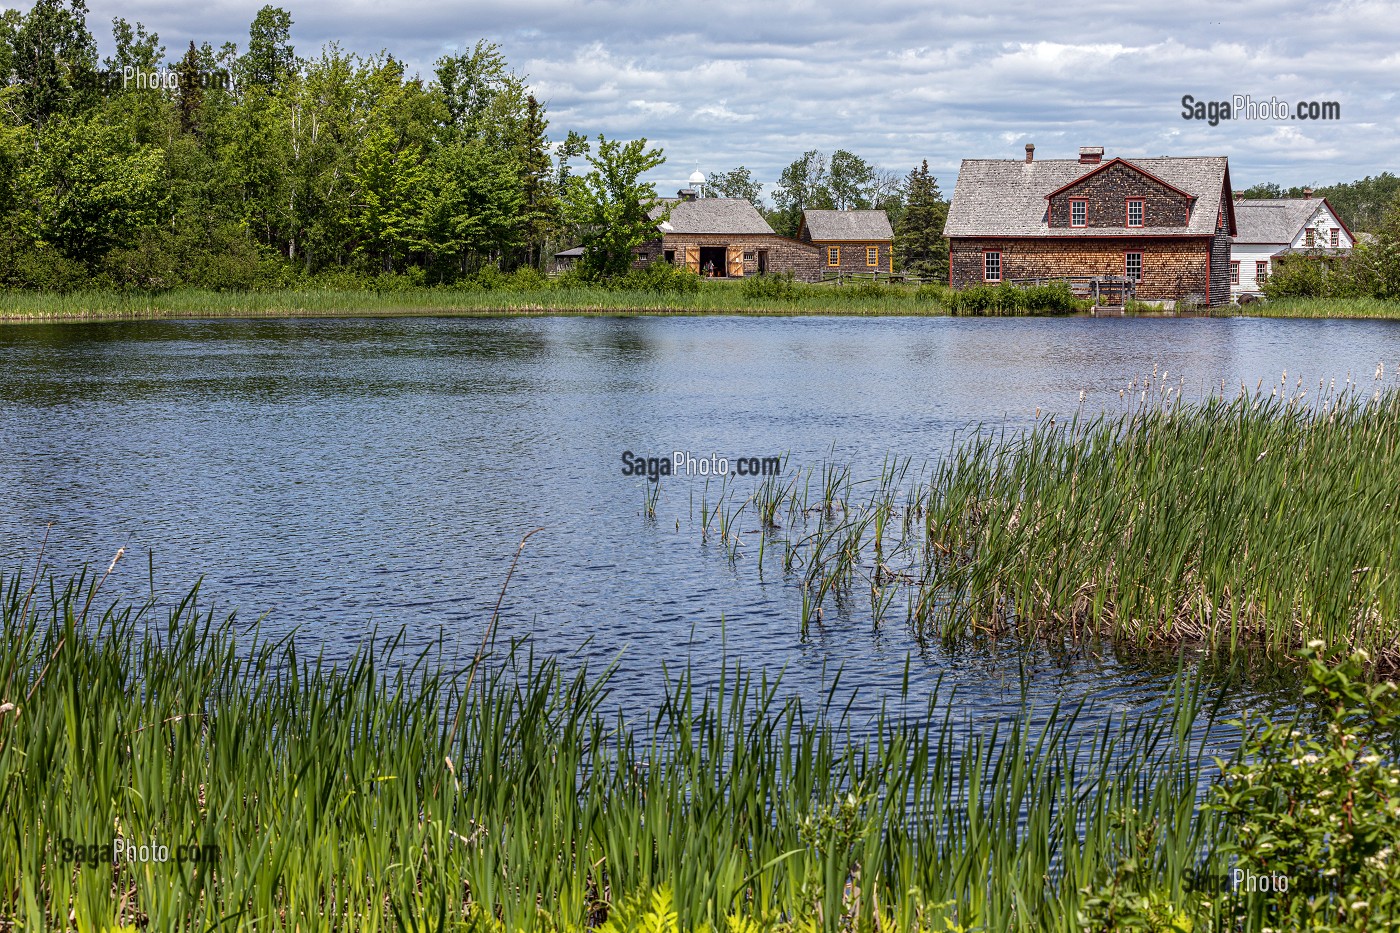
left=1231, top=191, right=1354, bottom=298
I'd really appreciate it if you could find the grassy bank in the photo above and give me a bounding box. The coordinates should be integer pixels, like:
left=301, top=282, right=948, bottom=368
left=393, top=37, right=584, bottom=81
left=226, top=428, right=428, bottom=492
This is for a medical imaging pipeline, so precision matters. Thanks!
left=704, top=383, right=1400, bottom=673
left=0, top=283, right=955, bottom=321
left=1214, top=296, right=1400, bottom=319
left=0, top=567, right=1227, bottom=932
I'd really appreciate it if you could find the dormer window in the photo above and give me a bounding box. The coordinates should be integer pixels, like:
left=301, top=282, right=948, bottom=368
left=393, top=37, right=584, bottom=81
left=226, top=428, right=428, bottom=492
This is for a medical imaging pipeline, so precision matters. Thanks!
left=1070, top=199, right=1087, bottom=227
left=1126, top=199, right=1144, bottom=227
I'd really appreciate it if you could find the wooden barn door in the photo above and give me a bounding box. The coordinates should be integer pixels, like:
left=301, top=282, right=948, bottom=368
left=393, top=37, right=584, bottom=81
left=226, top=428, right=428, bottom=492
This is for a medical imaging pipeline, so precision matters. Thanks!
left=685, top=246, right=700, bottom=273
left=727, top=247, right=744, bottom=277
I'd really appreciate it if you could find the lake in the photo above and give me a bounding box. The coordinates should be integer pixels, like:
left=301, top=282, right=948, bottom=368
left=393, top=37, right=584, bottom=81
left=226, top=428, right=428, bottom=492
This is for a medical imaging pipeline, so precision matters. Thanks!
left=4, top=313, right=1398, bottom=732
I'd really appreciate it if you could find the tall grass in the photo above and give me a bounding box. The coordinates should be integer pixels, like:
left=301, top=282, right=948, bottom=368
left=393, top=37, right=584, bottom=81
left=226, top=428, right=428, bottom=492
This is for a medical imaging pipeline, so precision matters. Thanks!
left=1227, top=296, right=1400, bottom=319
left=712, top=382, right=1400, bottom=673
left=0, top=566, right=1235, bottom=931
left=0, top=282, right=951, bottom=321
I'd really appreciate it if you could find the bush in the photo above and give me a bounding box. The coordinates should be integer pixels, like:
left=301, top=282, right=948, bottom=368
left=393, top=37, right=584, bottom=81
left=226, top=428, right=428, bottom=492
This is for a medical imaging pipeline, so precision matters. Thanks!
left=1262, top=255, right=1329, bottom=299
left=740, top=270, right=800, bottom=300
left=614, top=262, right=701, bottom=294
left=1211, top=643, right=1400, bottom=929
left=948, top=281, right=1080, bottom=315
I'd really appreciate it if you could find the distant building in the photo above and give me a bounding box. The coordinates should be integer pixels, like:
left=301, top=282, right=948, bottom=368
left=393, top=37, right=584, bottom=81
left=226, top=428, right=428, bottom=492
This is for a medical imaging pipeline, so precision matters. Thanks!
left=945, top=144, right=1236, bottom=307
left=799, top=210, right=895, bottom=275
left=1230, top=193, right=1355, bottom=298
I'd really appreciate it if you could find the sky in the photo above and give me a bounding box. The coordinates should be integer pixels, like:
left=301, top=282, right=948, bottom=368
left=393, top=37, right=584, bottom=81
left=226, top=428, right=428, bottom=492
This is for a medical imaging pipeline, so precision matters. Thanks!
left=72, top=0, right=1400, bottom=201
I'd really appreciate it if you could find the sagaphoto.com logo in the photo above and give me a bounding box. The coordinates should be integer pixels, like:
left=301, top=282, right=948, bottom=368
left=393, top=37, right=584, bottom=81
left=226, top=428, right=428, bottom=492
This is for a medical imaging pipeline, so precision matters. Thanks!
left=620, top=450, right=783, bottom=482
left=1181, top=94, right=1340, bottom=126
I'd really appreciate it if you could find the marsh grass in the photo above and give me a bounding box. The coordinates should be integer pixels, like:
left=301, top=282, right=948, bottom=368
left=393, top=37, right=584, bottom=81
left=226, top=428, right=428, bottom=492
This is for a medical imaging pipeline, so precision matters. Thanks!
left=709, top=381, right=1400, bottom=674
left=1225, top=297, right=1400, bottom=319
left=0, top=282, right=949, bottom=322
left=0, top=565, right=1238, bottom=932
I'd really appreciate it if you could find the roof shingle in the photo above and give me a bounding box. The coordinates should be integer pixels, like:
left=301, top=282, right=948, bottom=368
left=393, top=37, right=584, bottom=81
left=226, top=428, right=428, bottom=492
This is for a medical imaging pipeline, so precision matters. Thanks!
left=649, top=198, right=775, bottom=235
left=802, top=209, right=894, bottom=240
left=1232, top=199, right=1329, bottom=244
left=944, top=156, right=1230, bottom=238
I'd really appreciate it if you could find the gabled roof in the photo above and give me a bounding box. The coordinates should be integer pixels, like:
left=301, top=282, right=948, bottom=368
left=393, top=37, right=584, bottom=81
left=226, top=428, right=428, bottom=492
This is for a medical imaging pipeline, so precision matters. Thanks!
left=648, top=197, right=775, bottom=235
left=1042, top=157, right=1197, bottom=201
left=1233, top=198, right=1351, bottom=245
left=945, top=155, right=1232, bottom=238
left=801, top=209, right=894, bottom=241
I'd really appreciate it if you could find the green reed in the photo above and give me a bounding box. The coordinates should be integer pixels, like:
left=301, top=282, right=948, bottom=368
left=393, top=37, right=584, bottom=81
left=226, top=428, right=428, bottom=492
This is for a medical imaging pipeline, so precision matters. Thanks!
left=1, top=566, right=1237, bottom=932
left=709, top=379, right=1400, bottom=673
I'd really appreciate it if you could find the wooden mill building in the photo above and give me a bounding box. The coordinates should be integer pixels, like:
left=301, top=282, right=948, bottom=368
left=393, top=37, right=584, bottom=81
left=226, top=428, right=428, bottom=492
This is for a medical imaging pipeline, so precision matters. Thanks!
left=638, top=192, right=821, bottom=279
left=945, top=145, right=1237, bottom=306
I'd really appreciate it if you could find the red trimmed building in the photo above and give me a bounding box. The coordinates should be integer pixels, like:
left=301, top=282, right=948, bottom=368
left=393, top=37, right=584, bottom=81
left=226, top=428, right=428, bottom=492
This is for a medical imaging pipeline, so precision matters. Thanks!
left=945, top=145, right=1237, bottom=307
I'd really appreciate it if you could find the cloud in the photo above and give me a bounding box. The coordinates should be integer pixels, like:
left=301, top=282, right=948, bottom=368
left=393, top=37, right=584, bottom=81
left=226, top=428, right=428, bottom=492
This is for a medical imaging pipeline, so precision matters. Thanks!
left=79, top=0, right=1400, bottom=196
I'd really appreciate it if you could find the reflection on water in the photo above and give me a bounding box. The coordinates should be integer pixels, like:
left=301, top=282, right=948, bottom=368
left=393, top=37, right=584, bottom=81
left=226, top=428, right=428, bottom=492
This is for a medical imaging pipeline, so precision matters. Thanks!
left=2, top=314, right=1397, bottom=734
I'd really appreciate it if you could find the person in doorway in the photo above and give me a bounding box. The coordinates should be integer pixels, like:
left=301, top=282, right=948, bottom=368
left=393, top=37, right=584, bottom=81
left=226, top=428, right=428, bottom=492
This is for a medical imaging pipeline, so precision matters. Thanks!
left=703, top=261, right=716, bottom=277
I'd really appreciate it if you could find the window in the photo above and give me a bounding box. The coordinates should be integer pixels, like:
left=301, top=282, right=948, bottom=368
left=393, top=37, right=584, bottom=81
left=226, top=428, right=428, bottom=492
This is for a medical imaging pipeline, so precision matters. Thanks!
left=1125, top=252, right=1142, bottom=282
left=637, top=252, right=648, bottom=262
left=1331, top=228, right=1340, bottom=248
left=1230, top=261, right=1239, bottom=285
left=1256, top=260, right=1269, bottom=283
left=1305, top=228, right=1315, bottom=247
left=866, top=246, right=879, bottom=266
left=1126, top=199, right=1144, bottom=227
left=984, top=250, right=1001, bottom=282
left=1070, top=199, right=1087, bottom=227
left=827, top=247, right=840, bottom=266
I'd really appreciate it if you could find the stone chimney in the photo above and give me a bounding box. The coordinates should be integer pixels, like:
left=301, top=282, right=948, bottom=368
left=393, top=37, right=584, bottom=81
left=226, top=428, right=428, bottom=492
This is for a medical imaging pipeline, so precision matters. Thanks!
left=1079, top=146, right=1104, bottom=165
left=677, top=188, right=698, bottom=201
left=1303, top=187, right=1313, bottom=199
left=1025, top=143, right=1035, bottom=164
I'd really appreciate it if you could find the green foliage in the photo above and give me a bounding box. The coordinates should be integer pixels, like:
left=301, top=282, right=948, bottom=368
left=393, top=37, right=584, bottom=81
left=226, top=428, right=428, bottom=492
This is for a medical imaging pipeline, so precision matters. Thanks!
left=1211, top=643, right=1400, bottom=931
left=894, top=160, right=948, bottom=280
left=740, top=270, right=800, bottom=300
left=706, top=166, right=763, bottom=208
left=564, top=135, right=667, bottom=279
left=948, top=281, right=1079, bottom=314
left=240, top=5, right=295, bottom=90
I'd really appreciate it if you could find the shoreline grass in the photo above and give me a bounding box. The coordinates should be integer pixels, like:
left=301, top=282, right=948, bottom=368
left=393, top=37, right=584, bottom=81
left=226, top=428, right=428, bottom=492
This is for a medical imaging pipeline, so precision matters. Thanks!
left=1, top=567, right=1236, bottom=932
left=3, top=286, right=1399, bottom=323
left=0, top=284, right=957, bottom=322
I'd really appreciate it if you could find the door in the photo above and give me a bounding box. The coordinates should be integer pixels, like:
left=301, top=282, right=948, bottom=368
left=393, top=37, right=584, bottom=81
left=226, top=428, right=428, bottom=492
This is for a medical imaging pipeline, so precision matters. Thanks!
left=727, top=247, right=744, bottom=278
left=685, top=246, right=700, bottom=273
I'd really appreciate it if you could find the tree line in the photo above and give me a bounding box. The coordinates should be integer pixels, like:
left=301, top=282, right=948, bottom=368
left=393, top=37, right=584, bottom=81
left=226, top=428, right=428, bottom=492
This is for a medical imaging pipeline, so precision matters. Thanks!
left=0, top=0, right=953, bottom=291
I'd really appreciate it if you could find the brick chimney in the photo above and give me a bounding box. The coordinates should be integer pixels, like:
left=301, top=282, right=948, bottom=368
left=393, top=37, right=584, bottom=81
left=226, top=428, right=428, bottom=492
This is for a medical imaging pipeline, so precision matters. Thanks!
left=1303, top=187, right=1313, bottom=199
left=1079, top=146, right=1104, bottom=165
left=677, top=188, right=698, bottom=201
left=1025, top=143, right=1035, bottom=163
left=1233, top=190, right=1243, bottom=201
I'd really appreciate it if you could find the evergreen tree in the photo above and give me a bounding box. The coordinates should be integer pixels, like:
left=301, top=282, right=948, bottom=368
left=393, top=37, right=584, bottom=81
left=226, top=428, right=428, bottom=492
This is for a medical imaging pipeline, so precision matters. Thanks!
left=894, top=160, right=948, bottom=280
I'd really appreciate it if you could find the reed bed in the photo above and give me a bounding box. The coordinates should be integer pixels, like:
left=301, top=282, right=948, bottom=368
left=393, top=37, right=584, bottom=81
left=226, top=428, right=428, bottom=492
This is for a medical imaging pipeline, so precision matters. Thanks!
left=0, top=566, right=1238, bottom=932
left=0, top=284, right=948, bottom=322
left=700, top=380, right=1400, bottom=673
left=1226, top=297, right=1400, bottom=319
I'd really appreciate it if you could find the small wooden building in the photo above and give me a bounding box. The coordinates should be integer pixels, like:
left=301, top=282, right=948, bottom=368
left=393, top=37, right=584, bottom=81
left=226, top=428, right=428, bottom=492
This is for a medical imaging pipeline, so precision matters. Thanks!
left=634, top=191, right=823, bottom=280
left=798, top=210, right=895, bottom=275
left=945, top=145, right=1237, bottom=307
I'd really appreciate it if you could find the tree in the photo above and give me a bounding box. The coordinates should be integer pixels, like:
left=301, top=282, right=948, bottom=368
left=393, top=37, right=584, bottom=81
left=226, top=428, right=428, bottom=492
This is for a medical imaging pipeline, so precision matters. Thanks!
left=771, top=150, right=832, bottom=237
left=9, top=0, right=97, bottom=130
left=707, top=166, right=762, bottom=207
left=174, top=42, right=203, bottom=132
left=240, top=5, right=295, bottom=91
left=564, top=135, right=665, bottom=279
left=894, top=160, right=948, bottom=280
left=827, top=149, right=874, bottom=210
